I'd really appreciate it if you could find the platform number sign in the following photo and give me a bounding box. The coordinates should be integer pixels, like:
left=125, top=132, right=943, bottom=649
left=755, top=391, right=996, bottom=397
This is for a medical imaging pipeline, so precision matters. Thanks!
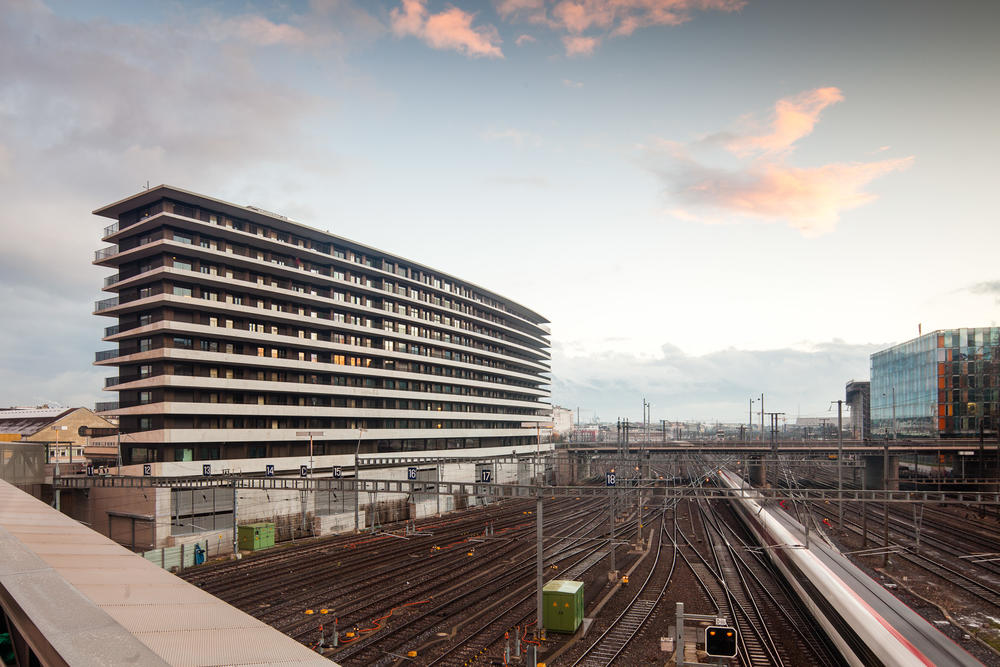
left=202, top=464, right=211, bottom=477
left=705, top=626, right=738, bottom=658
left=300, top=465, right=309, bottom=478
left=143, top=464, right=152, bottom=476
left=333, top=466, right=342, bottom=478
left=265, top=464, right=275, bottom=477
left=86, top=464, right=94, bottom=477
left=481, top=469, right=492, bottom=483
left=407, top=467, right=418, bottom=480
left=605, top=471, right=616, bottom=487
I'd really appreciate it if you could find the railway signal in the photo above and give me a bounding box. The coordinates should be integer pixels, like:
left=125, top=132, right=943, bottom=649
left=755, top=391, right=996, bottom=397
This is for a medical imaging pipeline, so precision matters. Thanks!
left=705, top=625, right=738, bottom=658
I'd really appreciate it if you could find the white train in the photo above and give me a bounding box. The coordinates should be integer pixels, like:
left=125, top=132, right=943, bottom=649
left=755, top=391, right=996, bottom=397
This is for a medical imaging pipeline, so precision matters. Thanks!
left=714, top=468, right=979, bottom=667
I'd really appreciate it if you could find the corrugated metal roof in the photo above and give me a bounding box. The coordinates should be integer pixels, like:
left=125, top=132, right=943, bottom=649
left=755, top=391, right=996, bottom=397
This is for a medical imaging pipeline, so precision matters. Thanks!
left=0, top=480, right=334, bottom=666
left=0, top=408, right=75, bottom=436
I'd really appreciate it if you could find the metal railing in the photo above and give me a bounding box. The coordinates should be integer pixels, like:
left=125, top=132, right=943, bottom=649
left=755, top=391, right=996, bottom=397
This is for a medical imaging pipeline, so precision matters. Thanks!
left=94, top=296, right=119, bottom=312
left=94, top=401, right=119, bottom=412
left=95, top=349, right=120, bottom=362
left=94, top=245, right=119, bottom=261
left=105, top=374, right=139, bottom=387
left=103, top=221, right=119, bottom=237
left=104, top=324, right=120, bottom=337
left=103, top=273, right=120, bottom=287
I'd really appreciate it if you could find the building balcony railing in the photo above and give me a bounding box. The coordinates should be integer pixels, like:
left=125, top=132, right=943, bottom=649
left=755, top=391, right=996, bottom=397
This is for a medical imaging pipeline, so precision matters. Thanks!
left=104, top=324, right=120, bottom=337
left=94, top=245, right=119, bottom=261
left=103, top=221, right=119, bottom=238
left=94, top=296, right=119, bottom=312
left=94, top=401, right=119, bottom=412
left=105, top=374, right=140, bottom=387
left=95, top=349, right=120, bottom=362
left=103, top=273, right=120, bottom=288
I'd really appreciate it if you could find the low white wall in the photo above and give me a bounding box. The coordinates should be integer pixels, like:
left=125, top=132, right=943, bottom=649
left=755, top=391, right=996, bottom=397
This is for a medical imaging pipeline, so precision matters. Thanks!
left=313, top=511, right=365, bottom=536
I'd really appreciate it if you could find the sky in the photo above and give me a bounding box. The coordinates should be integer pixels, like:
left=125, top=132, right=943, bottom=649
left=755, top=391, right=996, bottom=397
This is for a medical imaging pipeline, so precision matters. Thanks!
left=1, top=0, right=998, bottom=425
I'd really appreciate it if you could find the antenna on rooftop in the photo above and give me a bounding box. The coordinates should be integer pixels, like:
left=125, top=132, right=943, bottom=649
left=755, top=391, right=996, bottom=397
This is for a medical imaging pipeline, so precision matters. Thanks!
left=142, top=181, right=150, bottom=190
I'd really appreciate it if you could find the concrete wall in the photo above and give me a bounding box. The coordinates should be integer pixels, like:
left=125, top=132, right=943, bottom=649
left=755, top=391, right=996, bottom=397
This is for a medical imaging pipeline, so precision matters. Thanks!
left=79, top=453, right=551, bottom=550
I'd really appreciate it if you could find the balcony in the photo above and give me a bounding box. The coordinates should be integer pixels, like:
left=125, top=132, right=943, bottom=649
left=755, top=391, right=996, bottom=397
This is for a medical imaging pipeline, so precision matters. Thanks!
left=94, top=401, right=119, bottom=412
left=104, top=324, right=120, bottom=337
left=95, top=349, right=120, bottom=362
left=94, top=296, right=119, bottom=312
left=103, top=221, right=119, bottom=237
left=105, top=374, right=140, bottom=387
left=103, top=273, right=120, bottom=288
left=94, top=245, right=119, bottom=261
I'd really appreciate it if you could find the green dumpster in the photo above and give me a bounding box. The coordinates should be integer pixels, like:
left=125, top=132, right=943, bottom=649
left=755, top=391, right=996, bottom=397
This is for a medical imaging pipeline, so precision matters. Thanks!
left=542, top=579, right=584, bottom=633
left=237, top=522, right=275, bottom=551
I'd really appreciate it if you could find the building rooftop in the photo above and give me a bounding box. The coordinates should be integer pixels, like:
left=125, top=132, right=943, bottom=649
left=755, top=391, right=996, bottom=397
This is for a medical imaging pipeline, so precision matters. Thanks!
left=0, top=407, right=75, bottom=436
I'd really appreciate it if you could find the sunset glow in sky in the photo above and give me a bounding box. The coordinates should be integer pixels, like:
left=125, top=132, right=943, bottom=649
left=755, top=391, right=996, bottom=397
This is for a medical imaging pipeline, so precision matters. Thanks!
left=1, top=0, right=998, bottom=423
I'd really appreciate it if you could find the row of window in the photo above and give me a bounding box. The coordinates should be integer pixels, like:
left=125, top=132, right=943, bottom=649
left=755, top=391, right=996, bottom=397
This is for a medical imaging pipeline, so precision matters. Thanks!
left=128, top=415, right=534, bottom=432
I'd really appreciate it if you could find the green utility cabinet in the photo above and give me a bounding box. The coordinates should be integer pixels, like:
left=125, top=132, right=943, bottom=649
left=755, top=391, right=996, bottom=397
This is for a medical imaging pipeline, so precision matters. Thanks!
left=542, top=580, right=584, bottom=633
left=237, top=522, right=275, bottom=551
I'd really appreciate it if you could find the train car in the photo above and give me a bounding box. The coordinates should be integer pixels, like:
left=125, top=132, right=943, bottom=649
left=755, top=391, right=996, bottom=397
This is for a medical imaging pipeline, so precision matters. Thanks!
left=714, top=469, right=979, bottom=667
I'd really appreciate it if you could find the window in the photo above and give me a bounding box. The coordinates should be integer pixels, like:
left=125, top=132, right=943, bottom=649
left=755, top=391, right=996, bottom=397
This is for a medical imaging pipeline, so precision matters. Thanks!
left=138, top=417, right=152, bottom=431
left=139, top=391, right=152, bottom=404
left=139, top=338, right=152, bottom=352
left=173, top=258, right=192, bottom=271
left=173, top=232, right=193, bottom=244
left=172, top=337, right=193, bottom=349
left=139, top=365, right=152, bottom=377
left=172, top=285, right=192, bottom=297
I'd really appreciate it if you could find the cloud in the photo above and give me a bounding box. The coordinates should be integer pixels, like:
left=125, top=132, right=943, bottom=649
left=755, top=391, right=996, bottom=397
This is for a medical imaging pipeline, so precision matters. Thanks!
left=723, top=86, right=843, bottom=157
left=515, top=33, right=537, bottom=45
left=642, top=88, right=914, bottom=235
left=551, top=338, right=881, bottom=422
left=562, top=35, right=599, bottom=56
left=483, top=128, right=542, bottom=147
left=562, top=77, right=584, bottom=88
left=211, top=15, right=308, bottom=46
left=970, top=282, right=1000, bottom=301
left=391, top=0, right=503, bottom=58
left=498, top=0, right=745, bottom=54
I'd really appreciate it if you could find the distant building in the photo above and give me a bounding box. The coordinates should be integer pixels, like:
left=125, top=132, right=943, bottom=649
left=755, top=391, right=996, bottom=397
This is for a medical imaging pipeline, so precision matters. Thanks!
left=0, top=407, right=116, bottom=462
left=870, top=327, right=1000, bottom=438
left=551, top=406, right=573, bottom=437
left=845, top=380, right=870, bottom=440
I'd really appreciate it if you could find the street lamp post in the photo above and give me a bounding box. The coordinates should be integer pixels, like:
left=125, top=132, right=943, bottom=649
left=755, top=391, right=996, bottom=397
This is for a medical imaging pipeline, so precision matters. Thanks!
left=50, top=425, right=68, bottom=511
left=354, top=427, right=365, bottom=533
left=295, top=430, right=324, bottom=477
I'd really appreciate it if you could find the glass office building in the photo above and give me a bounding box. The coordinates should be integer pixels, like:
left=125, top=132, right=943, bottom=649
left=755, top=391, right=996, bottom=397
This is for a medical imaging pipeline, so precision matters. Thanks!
left=871, top=328, right=1000, bottom=438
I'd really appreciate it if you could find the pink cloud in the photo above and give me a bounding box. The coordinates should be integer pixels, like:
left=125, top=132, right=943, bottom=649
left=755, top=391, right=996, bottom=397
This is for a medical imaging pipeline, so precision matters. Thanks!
left=725, top=87, right=844, bottom=157
left=563, top=34, right=599, bottom=55
left=681, top=158, right=914, bottom=235
left=515, top=33, right=537, bottom=45
left=645, top=88, right=914, bottom=236
left=391, top=0, right=503, bottom=58
left=549, top=0, right=745, bottom=35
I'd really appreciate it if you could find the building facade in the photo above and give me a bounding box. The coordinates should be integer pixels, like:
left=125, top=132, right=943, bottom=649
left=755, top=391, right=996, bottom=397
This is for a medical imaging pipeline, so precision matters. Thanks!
left=871, top=328, right=1000, bottom=438
left=93, top=186, right=551, bottom=464
left=0, top=407, right=116, bottom=462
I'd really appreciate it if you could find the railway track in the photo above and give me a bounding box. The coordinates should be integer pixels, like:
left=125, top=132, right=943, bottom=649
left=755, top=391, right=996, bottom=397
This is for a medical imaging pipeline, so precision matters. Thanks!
left=571, top=508, right=674, bottom=666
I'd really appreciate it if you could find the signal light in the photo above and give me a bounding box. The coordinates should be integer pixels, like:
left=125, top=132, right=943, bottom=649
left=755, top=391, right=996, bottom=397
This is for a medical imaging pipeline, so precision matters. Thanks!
left=705, top=626, right=737, bottom=658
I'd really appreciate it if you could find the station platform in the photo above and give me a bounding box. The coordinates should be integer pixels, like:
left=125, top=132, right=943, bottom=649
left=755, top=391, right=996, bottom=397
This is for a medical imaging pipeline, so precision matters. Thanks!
left=770, top=507, right=980, bottom=666
left=0, top=479, right=333, bottom=666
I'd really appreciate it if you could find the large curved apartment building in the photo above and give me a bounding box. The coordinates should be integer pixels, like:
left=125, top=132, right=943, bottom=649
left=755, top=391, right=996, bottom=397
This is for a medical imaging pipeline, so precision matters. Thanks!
left=93, top=186, right=551, bottom=464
